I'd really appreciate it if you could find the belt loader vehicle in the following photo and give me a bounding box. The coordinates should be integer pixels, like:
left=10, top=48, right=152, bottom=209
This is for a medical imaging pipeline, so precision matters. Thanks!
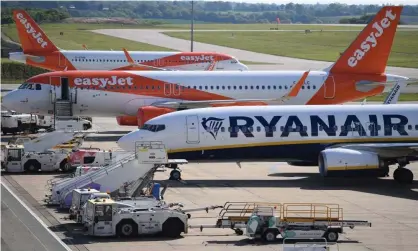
left=191, top=202, right=372, bottom=242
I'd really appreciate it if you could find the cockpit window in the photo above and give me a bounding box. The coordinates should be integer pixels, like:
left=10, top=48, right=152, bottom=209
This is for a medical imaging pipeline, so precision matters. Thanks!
left=140, top=124, right=166, bottom=132
left=18, top=83, right=42, bottom=90
left=231, top=59, right=238, bottom=64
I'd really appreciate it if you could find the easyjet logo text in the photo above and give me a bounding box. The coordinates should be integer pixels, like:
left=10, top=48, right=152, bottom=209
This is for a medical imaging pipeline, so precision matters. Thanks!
left=347, top=9, right=397, bottom=68
left=74, top=76, right=134, bottom=88
left=16, top=13, right=48, bottom=49
left=180, top=55, right=215, bottom=62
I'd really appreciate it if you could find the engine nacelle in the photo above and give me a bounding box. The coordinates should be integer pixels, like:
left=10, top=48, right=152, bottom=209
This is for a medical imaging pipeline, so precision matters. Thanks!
left=116, top=116, right=138, bottom=126
left=318, top=148, right=386, bottom=177
left=137, top=106, right=175, bottom=128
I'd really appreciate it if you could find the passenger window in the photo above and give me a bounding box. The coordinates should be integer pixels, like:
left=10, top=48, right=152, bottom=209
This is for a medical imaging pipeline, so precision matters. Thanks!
left=221, top=127, right=225, bottom=132
left=416, top=125, right=418, bottom=130
left=313, top=86, right=316, bottom=89
left=35, top=84, right=41, bottom=90
left=408, top=125, right=412, bottom=130
left=256, top=126, right=261, bottom=132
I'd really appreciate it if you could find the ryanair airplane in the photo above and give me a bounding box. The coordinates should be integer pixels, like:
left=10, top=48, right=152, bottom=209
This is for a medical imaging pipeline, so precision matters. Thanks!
left=118, top=104, right=418, bottom=184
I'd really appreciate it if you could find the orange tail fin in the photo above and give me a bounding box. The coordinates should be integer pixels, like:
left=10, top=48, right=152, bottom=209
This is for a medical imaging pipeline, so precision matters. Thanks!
left=13, top=10, right=59, bottom=54
left=329, top=6, right=403, bottom=75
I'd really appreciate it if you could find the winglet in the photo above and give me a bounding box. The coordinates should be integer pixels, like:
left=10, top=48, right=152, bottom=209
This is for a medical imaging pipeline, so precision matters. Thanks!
left=329, top=6, right=403, bottom=75
left=206, top=61, right=217, bottom=71
left=122, top=48, right=135, bottom=65
left=13, top=10, right=59, bottom=53
left=383, top=81, right=406, bottom=104
left=288, top=70, right=310, bottom=97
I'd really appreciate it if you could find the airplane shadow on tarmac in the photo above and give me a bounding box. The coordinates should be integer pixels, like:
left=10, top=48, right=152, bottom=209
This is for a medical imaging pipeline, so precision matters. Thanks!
left=155, top=173, right=418, bottom=201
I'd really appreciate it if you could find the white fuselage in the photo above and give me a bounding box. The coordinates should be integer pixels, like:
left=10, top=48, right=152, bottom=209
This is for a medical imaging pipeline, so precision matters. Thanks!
left=117, top=104, right=418, bottom=161
left=9, top=50, right=248, bottom=71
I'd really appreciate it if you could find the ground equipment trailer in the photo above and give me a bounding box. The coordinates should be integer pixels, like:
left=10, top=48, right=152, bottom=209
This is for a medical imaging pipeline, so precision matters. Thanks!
left=1, top=144, right=73, bottom=173
left=83, top=197, right=222, bottom=238
left=191, top=202, right=372, bottom=242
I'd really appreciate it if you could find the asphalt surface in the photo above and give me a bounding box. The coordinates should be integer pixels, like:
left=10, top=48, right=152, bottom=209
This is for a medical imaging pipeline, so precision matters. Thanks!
left=92, top=28, right=418, bottom=78
left=1, top=183, right=72, bottom=251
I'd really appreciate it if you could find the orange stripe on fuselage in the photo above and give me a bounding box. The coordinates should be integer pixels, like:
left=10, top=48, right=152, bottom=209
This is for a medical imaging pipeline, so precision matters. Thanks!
left=115, top=52, right=233, bottom=70
left=28, top=71, right=232, bottom=101
left=307, top=73, right=386, bottom=104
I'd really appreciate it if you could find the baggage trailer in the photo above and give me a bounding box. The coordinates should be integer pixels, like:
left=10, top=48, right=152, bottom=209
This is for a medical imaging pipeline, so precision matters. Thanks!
left=190, top=202, right=372, bottom=242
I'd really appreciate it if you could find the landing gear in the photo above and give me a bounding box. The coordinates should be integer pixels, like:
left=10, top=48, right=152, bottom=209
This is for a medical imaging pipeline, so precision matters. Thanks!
left=168, top=164, right=182, bottom=181
left=393, top=166, right=413, bottom=184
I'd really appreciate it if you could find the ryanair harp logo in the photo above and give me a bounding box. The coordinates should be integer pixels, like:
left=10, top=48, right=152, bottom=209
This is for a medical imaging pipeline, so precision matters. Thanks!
left=201, top=117, right=224, bottom=140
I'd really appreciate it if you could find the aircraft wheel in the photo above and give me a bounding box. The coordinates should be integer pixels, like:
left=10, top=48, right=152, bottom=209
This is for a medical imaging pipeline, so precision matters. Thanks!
left=394, top=168, right=413, bottom=184
left=169, top=169, right=181, bottom=180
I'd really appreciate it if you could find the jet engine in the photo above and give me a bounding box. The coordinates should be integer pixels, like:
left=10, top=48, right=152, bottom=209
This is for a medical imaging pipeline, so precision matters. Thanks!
left=116, top=116, right=138, bottom=126
left=137, top=106, right=175, bottom=128
left=318, top=148, right=387, bottom=177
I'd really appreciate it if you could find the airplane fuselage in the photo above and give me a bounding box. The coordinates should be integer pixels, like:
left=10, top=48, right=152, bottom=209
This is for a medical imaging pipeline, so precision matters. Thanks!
left=2, top=70, right=404, bottom=117
left=9, top=50, right=247, bottom=71
left=117, top=104, right=418, bottom=163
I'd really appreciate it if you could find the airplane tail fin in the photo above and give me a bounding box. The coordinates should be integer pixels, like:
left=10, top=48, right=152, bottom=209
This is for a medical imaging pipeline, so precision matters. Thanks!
left=329, top=6, right=403, bottom=75
left=13, top=10, right=59, bottom=54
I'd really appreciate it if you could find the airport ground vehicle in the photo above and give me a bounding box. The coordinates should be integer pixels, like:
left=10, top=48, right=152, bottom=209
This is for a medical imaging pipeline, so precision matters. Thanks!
left=84, top=198, right=189, bottom=237
left=191, top=202, right=372, bottom=242
left=68, top=189, right=111, bottom=223
left=1, top=113, right=92, bottom=135
left=1, top=144, right=72, bottom=172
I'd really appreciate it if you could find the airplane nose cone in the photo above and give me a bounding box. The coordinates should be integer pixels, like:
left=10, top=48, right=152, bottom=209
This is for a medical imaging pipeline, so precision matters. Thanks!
left=239, top=63, right=249, bottom=71
left=117, top=130, right=141, bottom=152
left=2, top=90, right=20, bottom=111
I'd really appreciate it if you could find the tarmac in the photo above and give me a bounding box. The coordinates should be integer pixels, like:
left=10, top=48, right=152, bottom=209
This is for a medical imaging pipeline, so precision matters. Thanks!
left=1, top=117, right=418, bottom=251
left=1, top=182, right=72, bottom=251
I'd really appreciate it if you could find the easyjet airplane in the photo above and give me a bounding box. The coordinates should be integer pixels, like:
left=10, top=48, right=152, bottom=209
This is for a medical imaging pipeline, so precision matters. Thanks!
left=2, top=6, right=410, bottom=127
left=117, top=104, right=418, bottom=184
left=9, top=10, right=248, bottom=72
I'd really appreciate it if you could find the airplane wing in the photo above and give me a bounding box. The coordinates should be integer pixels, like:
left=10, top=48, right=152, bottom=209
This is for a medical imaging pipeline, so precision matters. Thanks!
left=117, top=48, right=176, bottom=71
left=151, top=71, right=310, bottom=109
left=328, top=143, right=418, bottom=159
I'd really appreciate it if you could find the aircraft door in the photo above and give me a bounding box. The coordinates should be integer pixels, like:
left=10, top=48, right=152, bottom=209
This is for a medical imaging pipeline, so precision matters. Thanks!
left=186, top=115, right=200, bottom=144
left=59, top=53, right=67, bottom=69
left=61, top=78, right=70, bottom=101
left=172, top=84, right=181, bottom=96
left=49, top=76, right=61, bottom=103
left=324, top=75, right=336, bottom=99
left=164, top=83, right=171, bottom=96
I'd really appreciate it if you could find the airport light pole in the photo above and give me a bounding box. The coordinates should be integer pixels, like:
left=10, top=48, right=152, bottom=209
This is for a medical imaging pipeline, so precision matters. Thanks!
left=191, top=0, right=194, bottom=52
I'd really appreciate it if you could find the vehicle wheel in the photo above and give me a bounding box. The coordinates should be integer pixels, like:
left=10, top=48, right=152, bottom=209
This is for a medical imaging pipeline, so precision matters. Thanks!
left=60, top=160, right=72, bottom=173
left=235, top=229, right=244, bottom=236
left=162, top=218, right=184, bottom=238
left=394, top=168, right=413, bottom=184
left=262, top=229, right=277, bottom=242
left=324, top=231, right=339, bottom=242
left=169, top=169, right=181, bottom=180
left=25, top=161, right=40, bottom=173
left=117, top=221, right=137, bottom=237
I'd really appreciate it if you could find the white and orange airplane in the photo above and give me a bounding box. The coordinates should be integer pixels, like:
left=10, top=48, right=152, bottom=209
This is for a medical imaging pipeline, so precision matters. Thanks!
left=3, top=6, right=410, bottom=127
left=8, top=10, right=248, bottom=72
